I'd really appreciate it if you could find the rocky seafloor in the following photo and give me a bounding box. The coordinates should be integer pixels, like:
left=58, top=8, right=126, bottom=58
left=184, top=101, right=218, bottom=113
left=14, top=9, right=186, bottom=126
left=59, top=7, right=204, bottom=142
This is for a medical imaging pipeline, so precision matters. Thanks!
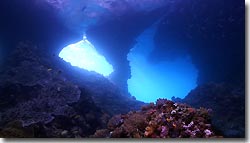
left=0, top=41, right=245, bottom=138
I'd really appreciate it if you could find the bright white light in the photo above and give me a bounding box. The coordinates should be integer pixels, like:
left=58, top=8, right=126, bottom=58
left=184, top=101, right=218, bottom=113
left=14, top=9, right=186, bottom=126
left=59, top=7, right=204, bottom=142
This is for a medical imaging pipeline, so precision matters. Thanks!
left=59, top=36, right=114, bottom=76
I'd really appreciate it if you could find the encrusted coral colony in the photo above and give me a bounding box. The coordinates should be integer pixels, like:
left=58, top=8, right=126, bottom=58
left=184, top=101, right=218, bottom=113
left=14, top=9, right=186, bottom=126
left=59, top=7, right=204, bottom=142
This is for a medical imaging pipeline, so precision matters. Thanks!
left=93, top=99, right=221, bottom=138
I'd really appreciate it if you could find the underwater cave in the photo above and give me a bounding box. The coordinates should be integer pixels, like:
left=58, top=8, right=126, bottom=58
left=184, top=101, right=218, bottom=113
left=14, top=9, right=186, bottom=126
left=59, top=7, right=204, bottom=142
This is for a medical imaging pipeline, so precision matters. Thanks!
left=0, top=0, right=245, bottom=138
left=58, top=22, right=198, bottom=103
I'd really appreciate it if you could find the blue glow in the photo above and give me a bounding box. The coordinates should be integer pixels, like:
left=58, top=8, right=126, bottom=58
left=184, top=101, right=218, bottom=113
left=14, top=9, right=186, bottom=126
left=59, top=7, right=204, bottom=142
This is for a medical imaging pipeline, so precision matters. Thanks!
left=127, top=22, right=198, bottom=103
left=59, top=36, right=114, bottom=76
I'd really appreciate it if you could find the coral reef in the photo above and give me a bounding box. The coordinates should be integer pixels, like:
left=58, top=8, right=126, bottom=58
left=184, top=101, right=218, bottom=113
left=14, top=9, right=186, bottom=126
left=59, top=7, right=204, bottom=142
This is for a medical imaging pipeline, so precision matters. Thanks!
left=93, top=99, right=220, bottom=138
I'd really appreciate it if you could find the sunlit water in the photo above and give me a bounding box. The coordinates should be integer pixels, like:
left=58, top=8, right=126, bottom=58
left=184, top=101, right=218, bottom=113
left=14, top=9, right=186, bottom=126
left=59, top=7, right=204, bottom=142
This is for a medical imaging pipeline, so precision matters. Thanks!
left=59, top=35, right=114, bottom=77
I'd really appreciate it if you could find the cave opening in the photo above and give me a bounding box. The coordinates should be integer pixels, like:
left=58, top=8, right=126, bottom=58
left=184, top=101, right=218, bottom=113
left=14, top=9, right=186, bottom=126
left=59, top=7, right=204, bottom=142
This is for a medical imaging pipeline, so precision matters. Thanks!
left=127, top=21, right=198, bottom=103
left=58, top=21, right=198, bottom=103
left=58, top=34, right=114, bottom=77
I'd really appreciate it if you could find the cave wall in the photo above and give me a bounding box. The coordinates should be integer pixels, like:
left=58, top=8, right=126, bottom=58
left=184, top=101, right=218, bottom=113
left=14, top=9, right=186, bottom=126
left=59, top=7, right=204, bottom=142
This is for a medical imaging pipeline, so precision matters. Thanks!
left=0, top=0, right=80, bottom=64
left=86, top=8, right=167, bottom=93
left=152, top=0, right=245, bottom=86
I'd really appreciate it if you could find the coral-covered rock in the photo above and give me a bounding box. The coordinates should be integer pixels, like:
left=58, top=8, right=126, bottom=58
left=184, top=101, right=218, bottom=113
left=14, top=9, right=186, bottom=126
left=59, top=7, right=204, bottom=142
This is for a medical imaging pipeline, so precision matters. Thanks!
left=93, top=99, right=219, bottom=138
left=50, top=56, right=145, bottom=116
left=0, top=42, right=81, bottom=127
left=122, top=112, right=147, bottom=137
left=91, top=129, right=110, bottom=138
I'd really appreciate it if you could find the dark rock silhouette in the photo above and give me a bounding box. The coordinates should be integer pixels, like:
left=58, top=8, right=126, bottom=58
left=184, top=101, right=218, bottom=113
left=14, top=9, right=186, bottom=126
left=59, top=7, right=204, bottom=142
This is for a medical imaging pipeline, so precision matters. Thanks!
left=172, top=83, right=245, bottom=137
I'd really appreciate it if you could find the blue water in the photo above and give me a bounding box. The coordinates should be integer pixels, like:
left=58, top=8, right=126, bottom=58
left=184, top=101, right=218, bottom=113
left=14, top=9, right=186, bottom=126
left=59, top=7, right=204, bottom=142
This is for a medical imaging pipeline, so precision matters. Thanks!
left=127, top=22, right=198, bottom=103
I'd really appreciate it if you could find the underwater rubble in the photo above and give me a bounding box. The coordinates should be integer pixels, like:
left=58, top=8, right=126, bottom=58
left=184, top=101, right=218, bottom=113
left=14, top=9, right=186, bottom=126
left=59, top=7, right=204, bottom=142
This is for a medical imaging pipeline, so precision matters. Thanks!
left=93, top=99, right=220, bottom=138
